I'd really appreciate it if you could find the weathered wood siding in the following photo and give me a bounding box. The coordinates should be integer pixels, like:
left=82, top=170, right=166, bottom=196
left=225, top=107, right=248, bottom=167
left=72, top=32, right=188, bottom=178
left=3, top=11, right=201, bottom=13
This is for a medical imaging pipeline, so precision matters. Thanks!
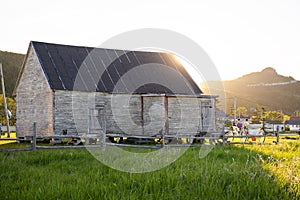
left=142, top=96, right=165, bottom=135
left=54, top=91, right=144, bottom=135
left=54, top=91, right=216, bottom=136
left=16, top=46, right=54, bottom=137
left=167, top=97, right=215, bottom=134
left=105, top=94, right=143, bottom=135
left=200, top=98, right=216, bottom=132
left=168, top=97, right=201, bottom=135
left=54, top=90, right=79, bottom=135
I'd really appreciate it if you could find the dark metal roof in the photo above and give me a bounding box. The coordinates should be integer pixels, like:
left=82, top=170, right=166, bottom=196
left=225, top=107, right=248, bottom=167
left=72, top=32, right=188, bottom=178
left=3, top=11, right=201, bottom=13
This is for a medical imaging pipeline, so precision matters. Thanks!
left=31, top=41, right=202, bottom=95
left=265, top=119, right=282, bottom=124
left=285, top=120, right=300, bottom=125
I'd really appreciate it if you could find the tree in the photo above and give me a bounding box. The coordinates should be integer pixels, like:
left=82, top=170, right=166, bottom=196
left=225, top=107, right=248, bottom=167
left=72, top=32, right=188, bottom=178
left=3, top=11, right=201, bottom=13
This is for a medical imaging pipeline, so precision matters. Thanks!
left=237, top=106, right=248, bottom=118
left=249, top=106, right=265, bottom=123
left=250, top=106, right=290, bottom=123
left=260, top=110, right=289, bottom=124
left=229, top=106, right=248, bottom=118
left=263, top=111, right=283, bottom=123
left=0, top=94, right=16, bottom=126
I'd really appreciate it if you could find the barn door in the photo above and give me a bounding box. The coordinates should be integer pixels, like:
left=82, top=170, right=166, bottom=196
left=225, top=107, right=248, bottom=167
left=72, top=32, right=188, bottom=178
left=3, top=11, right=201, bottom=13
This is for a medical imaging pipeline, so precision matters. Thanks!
left=201, top=100, right=215, bottom=132
left=88, top=104, right=106, bottom=135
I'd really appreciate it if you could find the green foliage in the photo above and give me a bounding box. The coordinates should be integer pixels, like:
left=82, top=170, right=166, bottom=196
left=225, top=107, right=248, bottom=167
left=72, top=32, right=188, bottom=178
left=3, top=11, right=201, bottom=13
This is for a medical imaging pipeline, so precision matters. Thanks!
left=248, top=107, right=290, bottom=124
left=230, top=106, right=248, bottom=117
left=0, top=144, right=298, bottom=199
left=263, top=111, right=289, bottom=123
left=0, top=50, right=24, bottom=97
left=0, top=94, right=16, bottom=126
left=237, top=106, right=248, bottom=117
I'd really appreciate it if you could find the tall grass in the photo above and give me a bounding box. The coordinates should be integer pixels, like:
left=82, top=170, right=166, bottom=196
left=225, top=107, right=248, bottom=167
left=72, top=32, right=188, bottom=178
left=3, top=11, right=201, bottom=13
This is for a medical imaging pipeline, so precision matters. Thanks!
left=1, top=144, right=296, bottom=200
left=244, top=140, right=300, bottom=198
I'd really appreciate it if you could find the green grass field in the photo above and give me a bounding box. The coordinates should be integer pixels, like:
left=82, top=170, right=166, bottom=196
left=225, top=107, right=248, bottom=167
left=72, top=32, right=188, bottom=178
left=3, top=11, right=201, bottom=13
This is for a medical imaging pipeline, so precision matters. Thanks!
left=0, top=141, right=299, bottom=200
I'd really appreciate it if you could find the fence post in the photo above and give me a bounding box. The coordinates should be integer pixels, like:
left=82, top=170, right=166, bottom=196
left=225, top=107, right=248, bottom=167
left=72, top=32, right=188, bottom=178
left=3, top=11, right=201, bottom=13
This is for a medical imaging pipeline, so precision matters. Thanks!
left=276, top=126, right=280, bottom=144
left=222, top=126, right=226, bottom=145
left=33, top=122, right=37, bottom=151
left=276, top=131, right=279, bottom=144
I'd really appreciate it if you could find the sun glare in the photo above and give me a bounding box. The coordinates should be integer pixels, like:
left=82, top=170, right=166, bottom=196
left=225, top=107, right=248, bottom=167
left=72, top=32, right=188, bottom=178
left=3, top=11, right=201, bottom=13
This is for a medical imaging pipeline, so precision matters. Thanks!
left=173, top=55, right=205, bottom=85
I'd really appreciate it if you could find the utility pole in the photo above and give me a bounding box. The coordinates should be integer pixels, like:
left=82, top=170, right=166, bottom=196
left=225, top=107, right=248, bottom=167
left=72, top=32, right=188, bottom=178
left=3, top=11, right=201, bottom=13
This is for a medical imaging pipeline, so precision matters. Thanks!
left=0, top=63, right=10, bottom=138
left=233, top=96, right=236, bottom=124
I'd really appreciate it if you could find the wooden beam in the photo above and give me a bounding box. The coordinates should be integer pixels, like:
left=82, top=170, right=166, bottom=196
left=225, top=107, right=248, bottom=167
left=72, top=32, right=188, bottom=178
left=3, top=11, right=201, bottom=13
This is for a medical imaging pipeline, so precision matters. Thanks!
left=163, top=96, right=169, bottom=147
left=32, top=122, right=37, bottom=151
left=141, top=96, right=144, bottom=135
left=164, top=96, right=169, bottom=135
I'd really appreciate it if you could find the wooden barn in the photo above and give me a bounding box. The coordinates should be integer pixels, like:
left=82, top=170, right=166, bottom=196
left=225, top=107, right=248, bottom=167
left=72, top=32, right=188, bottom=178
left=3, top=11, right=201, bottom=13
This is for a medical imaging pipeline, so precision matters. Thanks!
left=15, top=41, right=217, bottom=137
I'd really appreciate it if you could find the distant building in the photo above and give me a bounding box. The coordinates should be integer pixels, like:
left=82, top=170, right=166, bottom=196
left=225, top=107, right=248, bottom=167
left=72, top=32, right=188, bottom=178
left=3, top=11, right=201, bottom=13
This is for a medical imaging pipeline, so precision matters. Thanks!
left=285, top=117, right=300, bottom=132
left=265, top=120, right=284, bottom=133
left=14, top=41, right=217, bottom=137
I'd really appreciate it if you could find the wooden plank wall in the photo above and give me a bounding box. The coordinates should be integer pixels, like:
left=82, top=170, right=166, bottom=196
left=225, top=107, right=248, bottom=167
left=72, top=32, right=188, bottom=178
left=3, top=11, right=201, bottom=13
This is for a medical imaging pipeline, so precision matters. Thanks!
left=16, top=46, right=54, bottom=137
left=54, top=91, right=216, bottom=136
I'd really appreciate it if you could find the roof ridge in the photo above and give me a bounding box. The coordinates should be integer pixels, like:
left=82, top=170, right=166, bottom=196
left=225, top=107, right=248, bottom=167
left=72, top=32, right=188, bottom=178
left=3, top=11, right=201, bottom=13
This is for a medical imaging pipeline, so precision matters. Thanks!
left=30, top=41, right=168, bottom=54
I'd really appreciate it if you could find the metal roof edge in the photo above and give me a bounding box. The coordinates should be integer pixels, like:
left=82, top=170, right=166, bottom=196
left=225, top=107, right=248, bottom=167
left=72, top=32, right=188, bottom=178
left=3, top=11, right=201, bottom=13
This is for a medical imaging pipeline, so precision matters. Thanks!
left=52, top=89, right=217, bottom=98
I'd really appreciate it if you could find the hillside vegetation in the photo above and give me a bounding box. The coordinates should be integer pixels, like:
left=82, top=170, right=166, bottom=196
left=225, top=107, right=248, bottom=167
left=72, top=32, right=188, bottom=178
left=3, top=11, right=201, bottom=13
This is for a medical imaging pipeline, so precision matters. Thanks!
left=0, top=50, right=24, bottom=97
left=201, top=67, right=300, bottom=115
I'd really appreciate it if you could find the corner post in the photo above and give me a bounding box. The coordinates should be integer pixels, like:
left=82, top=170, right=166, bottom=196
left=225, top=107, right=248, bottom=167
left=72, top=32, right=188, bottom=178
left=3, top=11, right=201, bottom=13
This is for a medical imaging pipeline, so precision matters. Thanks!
left=33, top=122, right=37, bottom=151
left=163, top=95, right=169, bottom=147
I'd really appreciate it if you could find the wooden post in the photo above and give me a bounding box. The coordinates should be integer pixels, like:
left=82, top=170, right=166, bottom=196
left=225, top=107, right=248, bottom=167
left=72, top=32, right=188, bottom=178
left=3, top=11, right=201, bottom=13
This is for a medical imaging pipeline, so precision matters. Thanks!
left=222, top=126, right=226, bottom=145
left=233, top=96, right=236, bottom=124
left=276, top=125, right=280, bottom=144
left=164, top=96, right=169, bottom=135
left=0, top=63, right=10, bottom=138
left=33, top=122, right=37, bottom=151
left=141, top=96, right=144, bottom=135
left=162, top=96, right=169, bottom=147
left=99, top=107, right=106, bottom=148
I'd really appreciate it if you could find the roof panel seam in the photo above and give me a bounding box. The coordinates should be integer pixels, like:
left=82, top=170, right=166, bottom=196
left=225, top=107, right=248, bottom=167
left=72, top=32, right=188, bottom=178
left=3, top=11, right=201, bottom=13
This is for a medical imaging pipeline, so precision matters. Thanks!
left=44, top=44, right=66, bottom=90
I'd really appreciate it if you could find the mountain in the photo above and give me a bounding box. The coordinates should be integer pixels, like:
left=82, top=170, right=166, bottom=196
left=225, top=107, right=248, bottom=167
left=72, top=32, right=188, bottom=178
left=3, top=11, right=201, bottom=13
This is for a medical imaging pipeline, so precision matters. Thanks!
left=0, top=50, right=25, bottom=97
left=235, top=67, right=295, bottom=84
left=201, top=67, right=300, bottom=115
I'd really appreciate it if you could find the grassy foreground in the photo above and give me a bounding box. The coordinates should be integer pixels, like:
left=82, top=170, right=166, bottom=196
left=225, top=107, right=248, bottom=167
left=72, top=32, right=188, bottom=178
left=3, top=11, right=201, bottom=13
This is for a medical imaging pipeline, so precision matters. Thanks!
left=0, top=142, right=299, bottom=200
left=244, top=140, right=300, bottom=199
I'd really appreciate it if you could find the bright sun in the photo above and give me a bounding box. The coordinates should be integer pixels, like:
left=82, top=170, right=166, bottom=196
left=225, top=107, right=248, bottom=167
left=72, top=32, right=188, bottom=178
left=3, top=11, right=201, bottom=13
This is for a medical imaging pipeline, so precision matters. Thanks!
left=173, top=55, right=205, bottom=85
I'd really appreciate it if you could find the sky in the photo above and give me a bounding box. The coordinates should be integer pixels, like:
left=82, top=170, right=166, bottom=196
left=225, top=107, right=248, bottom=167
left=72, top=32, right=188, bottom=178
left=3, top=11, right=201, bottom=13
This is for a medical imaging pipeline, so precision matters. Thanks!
left=1, top=0, right=300, bottom=81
